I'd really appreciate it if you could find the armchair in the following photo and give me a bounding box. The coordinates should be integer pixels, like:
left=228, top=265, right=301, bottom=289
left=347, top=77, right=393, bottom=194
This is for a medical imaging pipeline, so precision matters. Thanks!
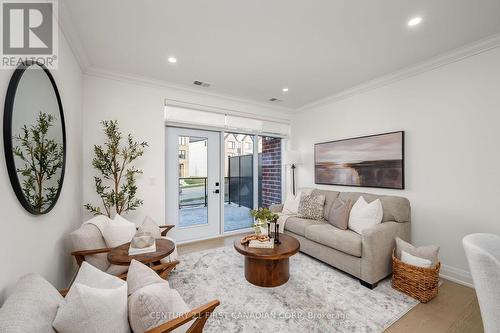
left=70, top=222, right=178, bottom=277
left=58, top=267, right=219, bottom=333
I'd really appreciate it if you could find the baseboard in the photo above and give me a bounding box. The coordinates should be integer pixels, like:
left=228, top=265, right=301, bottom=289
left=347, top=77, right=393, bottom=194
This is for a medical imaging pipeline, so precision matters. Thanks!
left=440, top=264, right=474, bottom=288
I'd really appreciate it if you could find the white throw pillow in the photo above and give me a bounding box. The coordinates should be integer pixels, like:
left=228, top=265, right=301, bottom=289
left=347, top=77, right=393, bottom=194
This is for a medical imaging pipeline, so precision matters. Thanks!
left=102, top=214, right=137, bottom=248
left=282, top=188, right=313, bottom=214
left=53, top=262, right=130, bottom=333
left=72, top=261, right=125, bottom=290
left=348, top=196, right=383, bottom=234
left=401, top=250, right=433, bottom=268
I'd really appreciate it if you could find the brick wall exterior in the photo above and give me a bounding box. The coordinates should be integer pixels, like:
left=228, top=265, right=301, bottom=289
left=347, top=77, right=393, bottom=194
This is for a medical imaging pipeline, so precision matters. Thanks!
left=261, top=137, right=282, bottom=207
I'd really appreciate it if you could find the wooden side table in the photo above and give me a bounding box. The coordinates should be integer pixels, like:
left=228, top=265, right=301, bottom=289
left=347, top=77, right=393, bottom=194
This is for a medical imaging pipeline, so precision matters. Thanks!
left=108, top=238, right=175, bottom=266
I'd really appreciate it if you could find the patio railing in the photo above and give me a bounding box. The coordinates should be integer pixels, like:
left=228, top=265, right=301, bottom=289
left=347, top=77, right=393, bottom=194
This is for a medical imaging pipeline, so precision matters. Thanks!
left=179, top=177, right=232, bottom=208
left=180, top=176, right=257, bottom=209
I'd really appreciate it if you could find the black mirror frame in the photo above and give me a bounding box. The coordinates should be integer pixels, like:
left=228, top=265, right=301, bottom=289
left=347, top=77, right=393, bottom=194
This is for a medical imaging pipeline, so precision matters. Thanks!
left=3, top=60, right=66, bottom=215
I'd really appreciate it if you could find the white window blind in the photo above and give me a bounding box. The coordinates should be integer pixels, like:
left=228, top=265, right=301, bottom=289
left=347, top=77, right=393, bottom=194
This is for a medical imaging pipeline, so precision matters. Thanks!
left=165, top=106, right=290, bottom=137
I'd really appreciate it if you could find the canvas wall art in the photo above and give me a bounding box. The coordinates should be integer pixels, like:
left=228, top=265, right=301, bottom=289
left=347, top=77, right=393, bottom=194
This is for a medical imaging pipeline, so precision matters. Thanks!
left=314, top=131, right=404, bottom=189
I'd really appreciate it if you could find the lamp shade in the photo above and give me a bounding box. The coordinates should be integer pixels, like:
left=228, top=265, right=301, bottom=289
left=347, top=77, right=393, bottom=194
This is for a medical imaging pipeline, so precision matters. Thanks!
left=284, top=150, right=302, bottom=165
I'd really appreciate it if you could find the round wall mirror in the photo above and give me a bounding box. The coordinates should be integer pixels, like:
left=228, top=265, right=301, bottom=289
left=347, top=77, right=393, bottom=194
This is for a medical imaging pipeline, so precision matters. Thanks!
left=3, top=61, right=66, bottom=215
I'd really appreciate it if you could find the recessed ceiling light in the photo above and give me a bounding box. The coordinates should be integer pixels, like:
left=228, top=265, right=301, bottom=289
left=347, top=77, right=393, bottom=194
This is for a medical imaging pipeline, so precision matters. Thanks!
left=282, top=88, right=289, bottom=92
left=167, top=57, right=177, bottom=63
left=407, top=17, right=422, bottom=27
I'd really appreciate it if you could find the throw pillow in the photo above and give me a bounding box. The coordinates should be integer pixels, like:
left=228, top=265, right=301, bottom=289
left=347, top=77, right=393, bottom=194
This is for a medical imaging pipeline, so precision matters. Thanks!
left=138, top=216, right=162, bottom=238
left=127, top=259, right=168, bottom=296
left=348, top=196, right=383, bottom=234
left=298, top=193, right=325, bottom=220
left=0, top=274, right=63, bottom=333
left=401, top=250, right=433, bottom=268
left=327, top=199, right=352, bottom=230
left=282, top=188, right=313, bottom=214
left=396, top=237, right=440, bottom=264
left=53, top=262, right=129, bottom=333
left=102, top=214, right=137, bottom=248
left=72, top=261, right=125, bottom=290
left=128, top=284, right=190, bottom=333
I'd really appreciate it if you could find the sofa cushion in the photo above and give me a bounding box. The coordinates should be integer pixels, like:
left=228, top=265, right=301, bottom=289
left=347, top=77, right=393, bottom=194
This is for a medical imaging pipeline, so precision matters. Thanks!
left=70, top=223, right=110, bottom=272
left=284, top=217, right=326, bottom=237
left=305, top=224, right=362, bottom=257
left=348, top=196, right=383, bottom=235
left=327, top=198, right=351, bottom=230
left=0, top=274, right=63, bottom=333
left=103, top=214, right=137, bottom=248
left=129, top=284, right=190, bottom=333
left=127, top=260, right=168, bottom=296
left=53, top=283, right=130, bottom=333
left=53, top=262, right=129, bottom=333
left=298, top=193, right=325, bottom=220
left=312, top=189, right=339, bottom=220
left=338, top=192, right=410, bottom=223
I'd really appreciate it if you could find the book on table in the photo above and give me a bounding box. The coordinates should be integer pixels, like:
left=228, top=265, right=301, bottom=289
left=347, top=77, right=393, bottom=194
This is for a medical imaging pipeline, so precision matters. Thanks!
left=249, top=239, right=274, bottom=249
left=129, top=241, right=156, bottom=255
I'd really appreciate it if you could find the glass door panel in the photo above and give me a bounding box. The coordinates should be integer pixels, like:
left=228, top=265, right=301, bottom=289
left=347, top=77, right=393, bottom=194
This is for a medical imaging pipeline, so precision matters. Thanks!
left=178, top=136, right=208, bottom=227
left=166, top=127, right=220, bottom=242
left=224, top=133, right=254, bottom=232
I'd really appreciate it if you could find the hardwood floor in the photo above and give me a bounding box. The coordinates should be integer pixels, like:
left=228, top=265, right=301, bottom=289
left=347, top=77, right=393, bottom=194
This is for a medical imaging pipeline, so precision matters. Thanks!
left=177, top=234, right=484, bottom=333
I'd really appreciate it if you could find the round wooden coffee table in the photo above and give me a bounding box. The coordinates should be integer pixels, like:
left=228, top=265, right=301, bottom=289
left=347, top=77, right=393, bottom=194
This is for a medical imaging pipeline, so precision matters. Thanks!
left=108, top=238, right=175, bottom=266
left=234, top=233, right=300, bottom=287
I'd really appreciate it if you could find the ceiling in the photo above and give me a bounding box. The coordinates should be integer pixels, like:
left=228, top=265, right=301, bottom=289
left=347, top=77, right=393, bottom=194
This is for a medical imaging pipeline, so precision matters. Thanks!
left=63, top=0, right=500, bottom=110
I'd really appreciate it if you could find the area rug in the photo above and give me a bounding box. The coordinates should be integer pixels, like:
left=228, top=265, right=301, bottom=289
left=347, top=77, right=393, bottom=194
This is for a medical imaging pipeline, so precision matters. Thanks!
left=168, top=246, right=418, bottom=333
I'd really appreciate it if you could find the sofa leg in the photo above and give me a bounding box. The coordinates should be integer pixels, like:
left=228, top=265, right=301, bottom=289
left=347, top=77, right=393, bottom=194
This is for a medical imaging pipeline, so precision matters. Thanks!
left=360, top=280, right=378, bottom=289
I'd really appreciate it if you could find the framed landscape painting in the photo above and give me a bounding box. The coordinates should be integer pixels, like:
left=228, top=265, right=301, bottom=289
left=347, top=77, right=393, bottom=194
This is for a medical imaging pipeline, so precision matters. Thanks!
left=314, top=131, right=404, bottom=189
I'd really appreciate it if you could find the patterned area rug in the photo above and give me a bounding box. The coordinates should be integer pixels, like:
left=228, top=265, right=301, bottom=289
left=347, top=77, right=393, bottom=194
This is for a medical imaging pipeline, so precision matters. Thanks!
left=169, top=246, right=418, bottom=333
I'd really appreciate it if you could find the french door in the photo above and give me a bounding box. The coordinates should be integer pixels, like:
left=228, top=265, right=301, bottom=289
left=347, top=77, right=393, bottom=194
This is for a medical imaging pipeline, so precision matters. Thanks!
left=165, top=127, right=221, bottom=242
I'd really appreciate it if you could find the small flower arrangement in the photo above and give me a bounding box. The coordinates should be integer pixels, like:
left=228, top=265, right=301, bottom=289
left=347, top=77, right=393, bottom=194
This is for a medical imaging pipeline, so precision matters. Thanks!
left=250, top=208, right=279, bottom=235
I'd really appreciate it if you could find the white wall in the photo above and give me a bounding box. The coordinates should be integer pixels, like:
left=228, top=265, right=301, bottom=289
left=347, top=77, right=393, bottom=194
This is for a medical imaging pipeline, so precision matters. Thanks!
left=82, top=74, right=290, bottom=225
left=0, top=32, right=83, bottom=303
left=291, top=46, right=500, bottom=286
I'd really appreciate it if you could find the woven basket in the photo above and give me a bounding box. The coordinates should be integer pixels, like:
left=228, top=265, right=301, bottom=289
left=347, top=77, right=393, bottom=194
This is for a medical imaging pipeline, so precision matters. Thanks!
left=392, top=249, right=440, bottom=303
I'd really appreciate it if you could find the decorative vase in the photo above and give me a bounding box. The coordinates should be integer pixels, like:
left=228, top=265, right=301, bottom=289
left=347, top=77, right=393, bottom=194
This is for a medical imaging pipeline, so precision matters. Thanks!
left=131, top=232, right=154, bottom=249
left=254, top=219, right=268, bottom=236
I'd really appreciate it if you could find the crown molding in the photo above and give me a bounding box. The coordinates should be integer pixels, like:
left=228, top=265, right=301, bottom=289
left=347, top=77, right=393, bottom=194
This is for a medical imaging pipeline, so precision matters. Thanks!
left=296, top=32, right=500, bottom=113
left=84, top=65, right=293, bottom=120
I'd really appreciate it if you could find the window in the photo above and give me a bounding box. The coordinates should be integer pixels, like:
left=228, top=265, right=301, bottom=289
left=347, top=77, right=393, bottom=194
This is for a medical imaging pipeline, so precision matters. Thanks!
left=245, top=142, right=252, bottom=151
left=178, top=137, right=188, bottom=146
left=227, top=141, right=235, bottom=149
left=179, top=150, right=186, bottom=159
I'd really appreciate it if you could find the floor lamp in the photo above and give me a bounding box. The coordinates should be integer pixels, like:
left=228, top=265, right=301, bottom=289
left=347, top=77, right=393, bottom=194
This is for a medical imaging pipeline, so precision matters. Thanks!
left=284, top=150, right=302, bottom=196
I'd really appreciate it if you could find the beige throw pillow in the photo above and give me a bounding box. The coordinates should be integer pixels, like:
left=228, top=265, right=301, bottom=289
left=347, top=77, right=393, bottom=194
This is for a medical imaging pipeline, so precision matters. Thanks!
left=127, top=260, right=189, bottom=333
left=396, top=237, right=440, bottom=264
left=327, top=199, right=352, bottom=230
left=298, top=193, right=325, bottom=220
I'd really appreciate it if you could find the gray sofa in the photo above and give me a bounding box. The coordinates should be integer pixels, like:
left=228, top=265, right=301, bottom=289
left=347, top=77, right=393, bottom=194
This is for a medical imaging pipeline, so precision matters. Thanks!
left=271, top=189, right=411, bottom=288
